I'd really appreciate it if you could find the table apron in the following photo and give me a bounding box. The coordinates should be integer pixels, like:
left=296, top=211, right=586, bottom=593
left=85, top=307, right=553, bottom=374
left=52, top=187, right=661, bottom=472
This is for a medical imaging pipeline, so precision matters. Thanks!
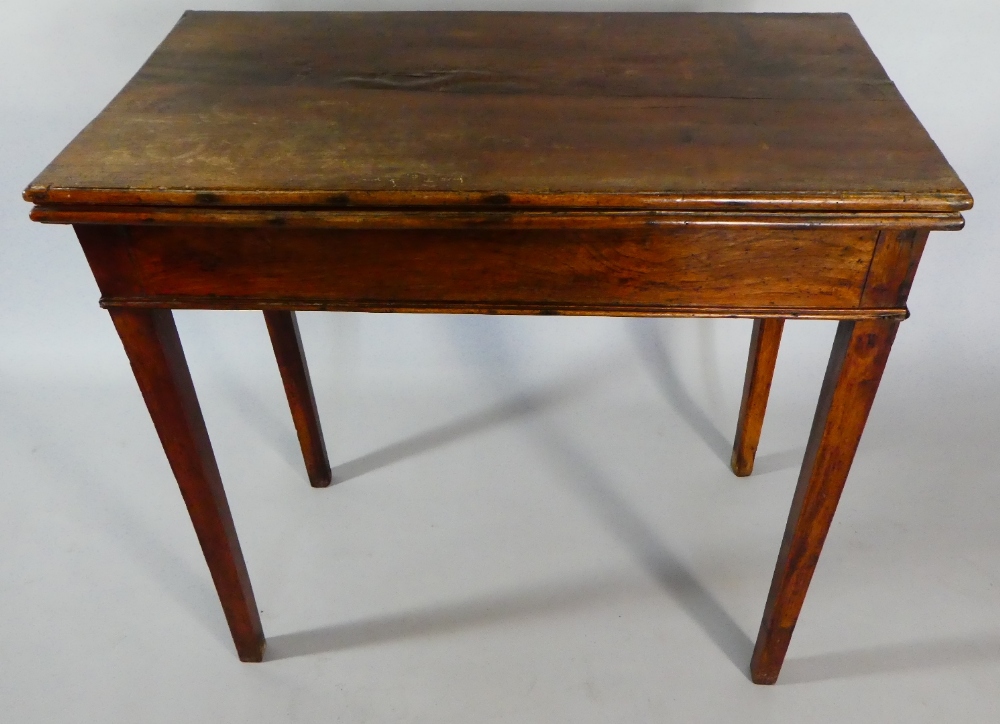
left=75, top=224, right=927, bottom=319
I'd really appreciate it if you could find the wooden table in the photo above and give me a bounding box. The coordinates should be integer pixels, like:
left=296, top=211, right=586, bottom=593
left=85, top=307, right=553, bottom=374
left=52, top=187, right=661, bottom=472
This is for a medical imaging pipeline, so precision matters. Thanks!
left=25, top=11, right=971, bottom=684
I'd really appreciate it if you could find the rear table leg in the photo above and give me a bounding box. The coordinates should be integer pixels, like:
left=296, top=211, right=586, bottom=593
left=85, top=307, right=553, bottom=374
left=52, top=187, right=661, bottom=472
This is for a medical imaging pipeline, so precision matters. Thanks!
left=732, top=318, right=785, bottom=476
left=264, top=310, right=332, bottom=488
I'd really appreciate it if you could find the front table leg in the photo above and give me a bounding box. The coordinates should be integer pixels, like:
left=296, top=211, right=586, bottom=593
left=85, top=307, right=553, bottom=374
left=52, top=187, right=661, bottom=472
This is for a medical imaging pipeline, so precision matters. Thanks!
left=750, top=318, right=898, bottom=684
left=109, top=308, right=265, bottom=661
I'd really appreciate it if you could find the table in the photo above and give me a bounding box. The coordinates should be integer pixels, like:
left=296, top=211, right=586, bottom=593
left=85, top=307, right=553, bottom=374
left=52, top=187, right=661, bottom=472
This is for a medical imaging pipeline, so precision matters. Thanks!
left=25, top=11, right=971, bottom=684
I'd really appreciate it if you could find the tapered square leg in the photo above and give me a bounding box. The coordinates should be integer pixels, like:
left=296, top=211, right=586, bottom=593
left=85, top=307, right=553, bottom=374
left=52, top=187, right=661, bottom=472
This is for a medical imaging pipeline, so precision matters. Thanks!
left=109, top=308, right=266, bottom=662
left=750, top=318, right=899, bottom=684
left=264, top=311, right=332, bottom=488
left=732, top=318, right=785, bottom=476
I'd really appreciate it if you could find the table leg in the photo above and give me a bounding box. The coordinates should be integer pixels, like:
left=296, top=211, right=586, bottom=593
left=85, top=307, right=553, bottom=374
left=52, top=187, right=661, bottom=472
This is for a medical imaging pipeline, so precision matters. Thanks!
left=109, top=308, right=266, bottom=662
left=732, top=318, right=785, bottom=476
left=263, top=311, right=332, bottom=488
left=750, top=318, right=898, bottom=684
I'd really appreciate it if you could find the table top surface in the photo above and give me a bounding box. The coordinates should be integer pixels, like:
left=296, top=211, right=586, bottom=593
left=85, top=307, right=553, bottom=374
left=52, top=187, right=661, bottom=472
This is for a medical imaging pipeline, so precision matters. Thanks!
left=26, top=11, right=971, bottom=214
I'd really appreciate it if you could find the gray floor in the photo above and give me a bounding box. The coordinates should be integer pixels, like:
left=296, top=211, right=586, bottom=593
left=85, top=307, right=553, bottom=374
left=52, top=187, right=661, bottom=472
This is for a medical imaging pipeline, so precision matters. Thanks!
left=3, top=1, right=1000, bottom=721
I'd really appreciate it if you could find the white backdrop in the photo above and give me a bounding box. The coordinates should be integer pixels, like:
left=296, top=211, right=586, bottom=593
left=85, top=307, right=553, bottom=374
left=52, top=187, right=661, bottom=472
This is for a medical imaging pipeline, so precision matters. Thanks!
left=1, top=2, right=998, bottom=722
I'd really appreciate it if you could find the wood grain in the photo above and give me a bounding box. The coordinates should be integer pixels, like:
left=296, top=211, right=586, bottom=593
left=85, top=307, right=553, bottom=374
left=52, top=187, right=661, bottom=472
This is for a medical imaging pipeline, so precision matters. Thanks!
left=24, top=12, right=971, bottom=215
left=750, top=318, right=898, bottom=684
left=732, top=318, right=785, bottom=476
left=28, top=11, right=974, bottom=679
left=110, top=225, right=878, bottom=311
left=860, top=229, right=930, bottom=307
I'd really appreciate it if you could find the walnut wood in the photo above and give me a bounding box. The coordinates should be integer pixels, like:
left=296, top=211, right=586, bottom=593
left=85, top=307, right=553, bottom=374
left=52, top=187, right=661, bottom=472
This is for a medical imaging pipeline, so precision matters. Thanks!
left=750, top=318, right=899, bottom=684
left=263, top=310, right=331, bottom=488
left=107, top=306, right=265, bottom=662
left=731, top=318, right=785, bottom=476
left=24, top=12, right=971, bottom=215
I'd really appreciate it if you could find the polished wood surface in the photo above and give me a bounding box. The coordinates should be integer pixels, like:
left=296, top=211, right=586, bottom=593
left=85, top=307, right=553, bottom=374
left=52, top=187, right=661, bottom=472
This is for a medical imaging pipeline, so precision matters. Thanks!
left=26, top=11, right=970, bottom=215
left=732, top=318, right=785, bottom=477
left=27, top=11, right=972, bottom=683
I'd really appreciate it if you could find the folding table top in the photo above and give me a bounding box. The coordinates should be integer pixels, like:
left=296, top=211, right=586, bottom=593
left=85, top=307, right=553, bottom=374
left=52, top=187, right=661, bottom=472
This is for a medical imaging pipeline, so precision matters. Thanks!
left=25, top=11, right=971, bottom=214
